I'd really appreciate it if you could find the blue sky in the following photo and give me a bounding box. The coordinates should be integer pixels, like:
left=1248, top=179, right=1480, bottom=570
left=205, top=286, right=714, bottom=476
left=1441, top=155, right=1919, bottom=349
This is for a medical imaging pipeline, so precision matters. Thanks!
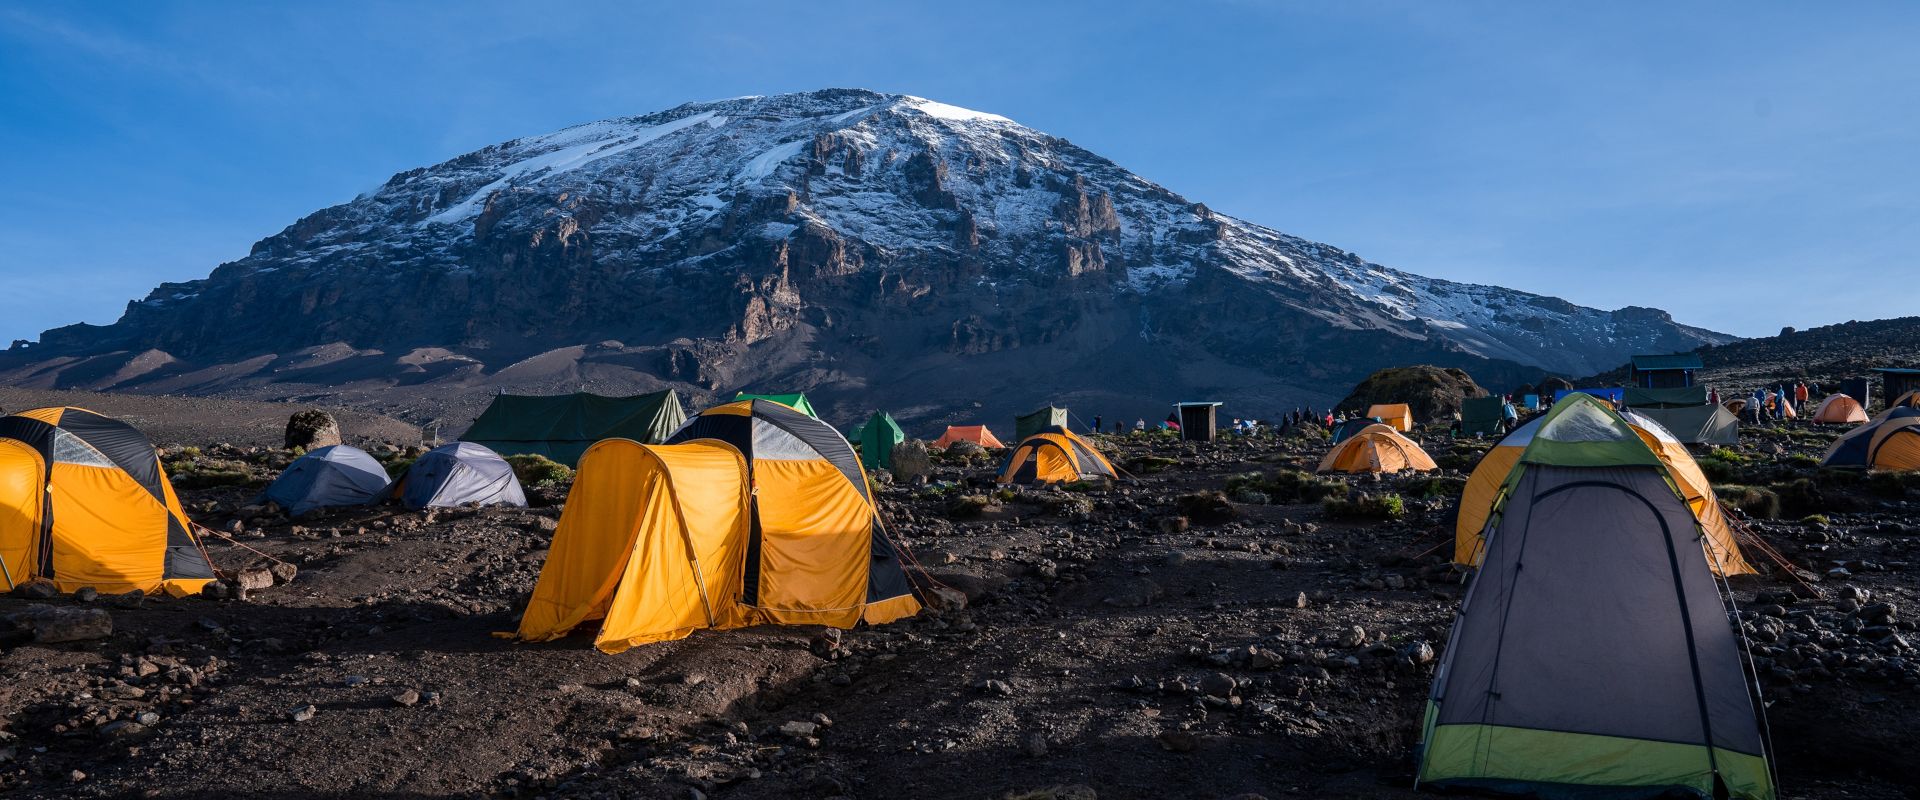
left=1, top=2, right=1915, bottom=341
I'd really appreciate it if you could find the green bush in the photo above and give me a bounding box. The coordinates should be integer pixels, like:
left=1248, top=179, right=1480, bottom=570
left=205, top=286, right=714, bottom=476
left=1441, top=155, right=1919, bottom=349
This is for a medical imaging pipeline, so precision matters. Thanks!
left=1799, top=514, right=1831, bottom=526
left=1226, top=469, right=1346, bottom=504
left=946, top=494, right=993, bottom=519
left=1322, top=493, right=1407, bottom=520
left=1695, top=451, right=1748, bottom=484
left=1402, top=474, right=1468, bottom=500
left=383, top=457, right=415, bottom=479
left=503, top=453, right=573, bottom=488
left=1714, top=485, right=1780, bottom=519
left=1866, top=470, right=1920, bottom=499
left=170, top=467, right=257, bottom=490
left=1770, top=477, right=1854, bottom=517
left=1125, top=456, right=1180, bottom=475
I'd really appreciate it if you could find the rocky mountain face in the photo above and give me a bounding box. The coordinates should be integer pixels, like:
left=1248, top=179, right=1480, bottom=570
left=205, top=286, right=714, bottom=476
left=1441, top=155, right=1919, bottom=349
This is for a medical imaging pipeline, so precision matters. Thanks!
left=1584, top=315, right=1920, bottom=391
left=3, top=89, right=1732, bottom=430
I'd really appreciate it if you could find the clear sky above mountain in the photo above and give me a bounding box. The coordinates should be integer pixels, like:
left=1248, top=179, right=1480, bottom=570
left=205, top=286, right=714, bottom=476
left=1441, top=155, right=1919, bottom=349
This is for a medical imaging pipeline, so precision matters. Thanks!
left=2, top=1, right=1914, bottom=341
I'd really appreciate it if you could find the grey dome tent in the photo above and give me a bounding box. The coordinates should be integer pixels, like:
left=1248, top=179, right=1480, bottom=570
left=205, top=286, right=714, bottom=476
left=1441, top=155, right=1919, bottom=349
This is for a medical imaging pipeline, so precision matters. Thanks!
left=386, top=443, right=527, bottom=510
left=261, top=445, right=391, bottom=516
left=462, top=390, right=686, bottom=467
left=1417, top=394, right=1773, bottom=799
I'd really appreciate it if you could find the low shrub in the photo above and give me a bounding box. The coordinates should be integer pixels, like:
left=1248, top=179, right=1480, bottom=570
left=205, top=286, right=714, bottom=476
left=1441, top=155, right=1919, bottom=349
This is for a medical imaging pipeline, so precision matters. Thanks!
left=382, top=457, right=415, bottom=479
left=1714, top=485, right=1780, bottom=519
left=1770, top=477, right=1855, bottom=517
left=946, top=494, right=994, bottom=519
left=1867, top=470, right=1920, bottom=499
left=504, top=453, right=573, bottom=488
left=1125, top=456, right=1180, bottom=475
left=1175, top=490, right=1240, bottom=524
left=1225, top=469, right=1345, bottom=504
left=1322, top=493, right=1407, bottom=520
left=1402, top=475, right=1468, bottom=500
left=1799, top=514, right=1831, bottom=526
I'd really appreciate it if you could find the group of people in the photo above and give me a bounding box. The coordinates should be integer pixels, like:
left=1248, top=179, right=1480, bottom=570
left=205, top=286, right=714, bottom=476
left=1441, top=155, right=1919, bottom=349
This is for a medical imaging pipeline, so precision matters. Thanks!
left=1708, top=381, right=1815, bottom=424
left=1086, top=407, right=1339, bottom=438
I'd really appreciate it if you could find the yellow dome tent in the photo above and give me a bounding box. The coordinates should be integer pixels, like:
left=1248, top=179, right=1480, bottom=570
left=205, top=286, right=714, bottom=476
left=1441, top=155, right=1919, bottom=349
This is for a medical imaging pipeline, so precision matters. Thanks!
left=0, top=407, right=215, bottom=596
left=513, top=400, right=920, bottom=652
left=1811, top=394, right=1868, bottom=424
left=1317, top=423, right=1437, bottom=474
left=1454, top=406, right=1755, bottom=576
left=998, top=427, right=1116, bottom=484
left=1365, top=403, right=1414, bottom=432
left=1822, top=406, right=1920, bottom=471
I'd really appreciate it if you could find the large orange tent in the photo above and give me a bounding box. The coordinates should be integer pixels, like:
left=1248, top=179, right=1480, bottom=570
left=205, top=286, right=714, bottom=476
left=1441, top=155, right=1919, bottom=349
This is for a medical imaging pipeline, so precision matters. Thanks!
left=512, top=400, right=920, bottom=652
left=998, top=428, right=1116, bottom=484
left=1317, top=423, right=1437, bottom=474
left=1822, top=406, right=1920, bottom=471
left=932, top=425, right=1004, bottom=449
left=0, top=407, right=216, bottom=596
left=1811, top=394, right=1869, bottom=424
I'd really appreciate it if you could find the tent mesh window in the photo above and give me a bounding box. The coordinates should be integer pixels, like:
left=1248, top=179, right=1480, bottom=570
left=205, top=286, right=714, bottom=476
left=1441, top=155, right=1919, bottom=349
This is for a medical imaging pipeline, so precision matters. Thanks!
left=1539, top=403, right=1630, bottom=442
left=51, top=430, right=116, bottom=467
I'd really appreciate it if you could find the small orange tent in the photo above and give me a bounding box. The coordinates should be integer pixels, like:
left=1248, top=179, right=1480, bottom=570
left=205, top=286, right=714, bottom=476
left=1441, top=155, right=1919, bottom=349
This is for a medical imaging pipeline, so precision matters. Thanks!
left=933, top=425, right=1005, bottom=449
left=1317, top=423, right=1437, bottom=474
left=1811, top=394, right=1868, bottom=424
left=1365, top=404, right=1414, bottom=432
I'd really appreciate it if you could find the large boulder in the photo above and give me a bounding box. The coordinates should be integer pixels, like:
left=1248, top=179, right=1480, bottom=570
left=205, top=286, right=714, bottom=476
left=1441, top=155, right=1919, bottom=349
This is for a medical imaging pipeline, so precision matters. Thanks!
left=1339, top=366, right=1489, bottom=424
left=891, top=439, right=932, bottom=482
left=284, top=410, right=342, bottom=451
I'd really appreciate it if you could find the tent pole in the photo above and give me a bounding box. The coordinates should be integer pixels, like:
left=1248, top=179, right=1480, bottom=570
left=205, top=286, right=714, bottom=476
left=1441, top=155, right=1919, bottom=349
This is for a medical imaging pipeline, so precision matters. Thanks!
left=0, top=552, right=15, bottom=591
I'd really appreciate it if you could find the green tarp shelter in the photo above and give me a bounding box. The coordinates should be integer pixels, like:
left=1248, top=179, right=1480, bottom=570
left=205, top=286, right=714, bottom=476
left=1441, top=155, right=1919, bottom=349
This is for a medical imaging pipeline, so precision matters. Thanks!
left=857, top=411, right=905, bottom=472
left=1418, top=394, right=1774, bottom=799
left=1624, top=386, right=1739, bottom=445
left=1460, top=396, right=1508, bottom=437
left=462, top=390, right=687, bottom=467
left=734, top=392, right=818, bottom=418
left=1016, top=406, right=1070, bottom=442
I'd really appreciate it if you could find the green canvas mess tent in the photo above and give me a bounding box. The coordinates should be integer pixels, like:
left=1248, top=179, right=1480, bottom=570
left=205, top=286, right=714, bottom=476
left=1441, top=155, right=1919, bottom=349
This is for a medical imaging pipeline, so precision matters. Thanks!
left=857, top=411, right=905, bottom=472
left=734, top=392, right=818, bottom=418
left=1418, top=394, right=1774, bottom=800
left=1624, top=386, right=1740, bottom=445
left=462, top=391, right=687, bottom=467
left=1015, top=406, right=1070, bottom=441
left=1459, top=396, right=1508, bottom=437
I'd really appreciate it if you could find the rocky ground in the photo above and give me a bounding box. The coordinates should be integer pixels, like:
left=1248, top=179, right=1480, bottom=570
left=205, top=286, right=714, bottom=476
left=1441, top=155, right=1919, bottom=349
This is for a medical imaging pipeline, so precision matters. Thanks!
left=0, top=420, right=1916, bottom=799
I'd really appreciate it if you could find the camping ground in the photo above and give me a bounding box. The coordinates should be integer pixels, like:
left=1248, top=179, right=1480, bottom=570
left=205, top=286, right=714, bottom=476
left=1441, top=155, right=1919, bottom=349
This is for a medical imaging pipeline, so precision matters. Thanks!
left=0, top=411, right=1916, bottom=798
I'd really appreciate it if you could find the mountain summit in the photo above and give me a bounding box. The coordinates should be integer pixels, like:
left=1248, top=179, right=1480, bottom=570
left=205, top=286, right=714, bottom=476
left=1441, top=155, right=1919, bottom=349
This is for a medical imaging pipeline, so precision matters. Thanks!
left=6, top=89, right=1730, bottom=425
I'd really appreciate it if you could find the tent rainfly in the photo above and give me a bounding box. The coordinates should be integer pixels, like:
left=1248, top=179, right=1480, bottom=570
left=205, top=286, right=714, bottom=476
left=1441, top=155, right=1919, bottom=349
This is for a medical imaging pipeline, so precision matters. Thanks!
left=386, top=442, right=527, bottom=510
left=1365, top=403, right=1413, bottom=432
left=857, top=411, right=905, bottom=472
left=1015, top=407, right=1070, bottom=442
left=1317, top=423, right=1437, bottom=474
left=513, top=400, right=920, bottom=652
left=262, top=445, right=391, bottom=516
left=999, top=428, right=1117, bottom=484
left=1459, top=396, right=1508, bottom=437
left=733, top=392, right=818, bottom=418
left=0, top=407, right=216, bottom=596
left=1811, top=394, right=1869, bottom=424
left=462, top=391, right=687, bottom=467
left=1418, top=394, right=1775, bottom=800
left=932, top=425, right=1005, bottom=449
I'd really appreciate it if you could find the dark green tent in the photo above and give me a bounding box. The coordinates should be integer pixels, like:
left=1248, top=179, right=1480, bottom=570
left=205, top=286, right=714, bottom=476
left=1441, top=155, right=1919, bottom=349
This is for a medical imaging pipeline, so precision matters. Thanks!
left=1015, top=406, right=1069, bottom=441
left=734, top=392, right=818, bottom=418
left=461, top=390, right=687, bottom=467
left=1624, top=386, right=1740, bottom=445
left=857, top=411, right=905, bottom=472
left=1460, top=396, right=1508, bottom=437
left=1418, top=395, right=1773, bottom=799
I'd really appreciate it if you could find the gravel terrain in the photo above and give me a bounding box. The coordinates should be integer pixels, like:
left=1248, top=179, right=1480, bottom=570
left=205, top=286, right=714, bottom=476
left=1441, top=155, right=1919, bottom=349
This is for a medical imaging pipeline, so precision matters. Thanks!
left=0, top=418, right=1914, bottom=799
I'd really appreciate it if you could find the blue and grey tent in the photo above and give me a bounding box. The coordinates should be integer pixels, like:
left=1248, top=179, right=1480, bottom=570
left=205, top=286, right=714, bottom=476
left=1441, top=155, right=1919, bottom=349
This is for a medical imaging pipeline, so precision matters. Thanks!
left=386, top=442, right=527, bottom=510
left=262, top=445, right=391, bottom=516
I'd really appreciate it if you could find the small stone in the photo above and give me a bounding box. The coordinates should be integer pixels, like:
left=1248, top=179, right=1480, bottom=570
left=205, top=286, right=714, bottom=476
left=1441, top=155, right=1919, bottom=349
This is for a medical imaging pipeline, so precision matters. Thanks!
left=1156, top=730, right=1197, bottom=752
left=289, top=704, right=318, bottom=723
left=270, top=562, right=299, bottom=585
left=200, top=581, right=233, bottom=601
left=233, top=567, right=274, bottom=592
left=1405, top=641, right=1436, bottom=665
left=109, top=590, right=146, bottom=609
left=391, top=689, right=421, bottom=707
left=779, top=720, right=819, bottom=739
left=1338, top=625, right=1367, bottom=648
left=19, top=607, right=114, bottom=643
left=809, top=628, right=844, bottom=659
left=978, top=678, right=1014, bottom=696
left=1021, top=732, right=1050, bottom=758
left=1291, top=592, right=1309, bottom=609
left=73, top=587, right=99, bottom=603
left=1198, top=672, right=1236, bottom=698
left=15, top=581, right=57, bottom=600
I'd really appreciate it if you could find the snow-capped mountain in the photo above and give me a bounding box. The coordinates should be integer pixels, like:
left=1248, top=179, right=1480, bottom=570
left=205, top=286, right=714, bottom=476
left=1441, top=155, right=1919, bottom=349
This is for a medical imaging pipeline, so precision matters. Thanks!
left=5, top=89, right=1730, bottom=426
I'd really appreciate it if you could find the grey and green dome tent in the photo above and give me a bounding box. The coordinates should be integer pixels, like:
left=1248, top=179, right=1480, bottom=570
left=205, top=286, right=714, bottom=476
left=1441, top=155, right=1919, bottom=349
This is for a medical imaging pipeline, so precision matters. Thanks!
left=733, top=392, right=818, bottom=418
left=1624, top=386, right=1741, bottom=445
left=1419, top=393, right=1774, bottom=800
left=1015, top=406, right=1069, bottom=442
left=857, top=411, right=905, bottom=472
left=261, top=445, right=390, bottom=516
left=462, top=390, right=686, bottom=467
